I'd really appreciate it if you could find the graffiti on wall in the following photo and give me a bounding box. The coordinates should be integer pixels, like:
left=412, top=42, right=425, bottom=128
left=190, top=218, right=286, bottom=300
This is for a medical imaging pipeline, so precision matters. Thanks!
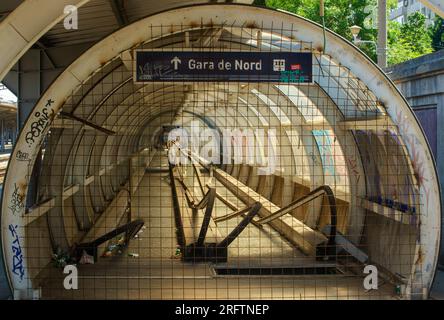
left=312, top=130, right=335, bottom=176
left=8, top=183, right=25, bottom=216
left=24, top=99, right=55, bottom=147
left=9, top=224, right=25, bottom=282
left=347, top=155, right=361, bottom=185
left=15, top=150, right=30, bottom=162
left=312, top=130, right=348, bottom=188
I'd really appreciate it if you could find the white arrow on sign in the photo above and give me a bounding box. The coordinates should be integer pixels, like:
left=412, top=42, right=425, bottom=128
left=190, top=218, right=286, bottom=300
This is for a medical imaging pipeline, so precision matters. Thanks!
left=171, top=56, right=182, bottom=70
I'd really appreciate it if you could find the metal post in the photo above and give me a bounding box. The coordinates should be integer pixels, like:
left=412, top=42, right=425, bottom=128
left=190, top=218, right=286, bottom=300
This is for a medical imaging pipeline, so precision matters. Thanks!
left=377, top=0, right=388, bottom=68
left=18, top=49, right=42, bottom=208
left=12, top=128, right=16, bottom=146
left=0, top=119, right=4, bottom=152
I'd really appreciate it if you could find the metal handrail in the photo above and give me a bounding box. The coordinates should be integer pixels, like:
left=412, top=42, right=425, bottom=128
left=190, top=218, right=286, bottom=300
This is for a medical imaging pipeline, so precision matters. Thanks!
left=170, top=160, right=218, bottom=246
left=196, top=188, right=216, bottom=246
left=169, top=145, right=337, bottom=247
left=176, top=173, right=215, bottom=210
left=75, top=219, right=145, bottom=261
left=192, top=187, right=215, bottom=210
left=257, top=187, right=325, bottom=224
left=217, top=202, right=262, bottom=248
left=213, top=206, right=252, bottom=223
left=256, top=185, right=337, bottom=245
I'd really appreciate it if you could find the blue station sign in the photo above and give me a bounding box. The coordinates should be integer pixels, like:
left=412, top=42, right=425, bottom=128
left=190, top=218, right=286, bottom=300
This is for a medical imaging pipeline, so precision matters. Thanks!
left=134, top=50, right=313, bottom=83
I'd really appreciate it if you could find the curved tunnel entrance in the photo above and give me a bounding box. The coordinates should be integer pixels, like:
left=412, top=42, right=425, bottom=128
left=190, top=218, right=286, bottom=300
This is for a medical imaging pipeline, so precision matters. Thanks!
left=1, top=4, right=441, bottom=300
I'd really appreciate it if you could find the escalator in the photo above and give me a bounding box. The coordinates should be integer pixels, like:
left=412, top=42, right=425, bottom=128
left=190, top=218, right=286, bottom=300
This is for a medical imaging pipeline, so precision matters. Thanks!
left=168, top=148, right=368, bottom=277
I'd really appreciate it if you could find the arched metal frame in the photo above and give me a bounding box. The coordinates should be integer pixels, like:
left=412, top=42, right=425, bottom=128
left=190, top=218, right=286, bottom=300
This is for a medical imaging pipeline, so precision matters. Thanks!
left=0, top=0, right=90, bottom=81
left=1, top=4, right=441, bottom=299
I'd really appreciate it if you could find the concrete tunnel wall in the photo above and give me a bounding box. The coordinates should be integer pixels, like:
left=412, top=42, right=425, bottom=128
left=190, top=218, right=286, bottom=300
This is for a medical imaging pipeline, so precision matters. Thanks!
left=0, top=4, right=441, bottom=299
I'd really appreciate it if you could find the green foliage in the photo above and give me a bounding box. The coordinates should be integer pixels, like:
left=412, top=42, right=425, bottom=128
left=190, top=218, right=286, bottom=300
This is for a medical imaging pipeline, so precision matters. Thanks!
left=430, top=17, right=444, bottom=51
left=266, top=0, right=375, bottom=36
left=264, top=0, right=435, bottom=66
left=387, top=0, right=398, bottom=10
left=252, top=0, right=267, bottom=6
left=388, top=12, right=433, bottom=65
left=266, top=0, right=378, bottom=59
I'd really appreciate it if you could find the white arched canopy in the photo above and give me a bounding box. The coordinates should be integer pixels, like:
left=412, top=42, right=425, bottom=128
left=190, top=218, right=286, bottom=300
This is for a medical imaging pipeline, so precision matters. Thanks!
left=1, top=4, right=440, bottom=299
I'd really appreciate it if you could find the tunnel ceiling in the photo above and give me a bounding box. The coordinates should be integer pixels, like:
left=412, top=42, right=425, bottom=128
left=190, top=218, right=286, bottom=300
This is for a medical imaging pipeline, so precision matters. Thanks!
left=1, top=4, right=441, bottom=299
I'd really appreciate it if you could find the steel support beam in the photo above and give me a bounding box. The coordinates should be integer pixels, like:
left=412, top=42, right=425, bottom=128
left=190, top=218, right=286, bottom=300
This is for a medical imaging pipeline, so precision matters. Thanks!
left=377, top=0, right=388, bottom=68
left=59, top=112, right=116, bottom=135
left=109, top=0, right=129, bottom=27
left=17, top=49, right=42, bottom=209
left=17, top=49, right=41, bottom=129
left=0, top=119, right=4, bottom=152
left=0, top=0, right=91, bottom=82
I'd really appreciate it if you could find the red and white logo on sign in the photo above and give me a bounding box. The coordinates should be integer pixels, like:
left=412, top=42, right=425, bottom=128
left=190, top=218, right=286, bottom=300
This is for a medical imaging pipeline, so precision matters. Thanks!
left=291, top=64, right=301, bottom=70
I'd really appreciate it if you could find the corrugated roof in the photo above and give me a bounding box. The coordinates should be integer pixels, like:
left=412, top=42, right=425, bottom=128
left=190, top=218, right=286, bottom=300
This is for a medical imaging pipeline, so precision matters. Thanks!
left=35, top=0, right=252, bottom=48
left=0, top=0, right=22, bottom=23
left=43, top=0, right=119, bottom=47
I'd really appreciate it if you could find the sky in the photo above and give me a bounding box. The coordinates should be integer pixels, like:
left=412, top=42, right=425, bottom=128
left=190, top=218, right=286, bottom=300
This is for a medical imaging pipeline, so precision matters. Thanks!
left=0, top=83, right=17, bottom=103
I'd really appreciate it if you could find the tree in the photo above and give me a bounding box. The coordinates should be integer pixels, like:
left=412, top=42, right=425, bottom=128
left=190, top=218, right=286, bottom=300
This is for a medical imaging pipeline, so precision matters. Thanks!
left=388, top=12, right=433, bottom=65
left=265, top=0, right=377, bottom=37
left=264, top=0, right=434, bottom=65
left=264, top=0, right=378, bottom=60
left=252, top=0, right=266, bottom=6
left=430, top=17, right=444, bottom=51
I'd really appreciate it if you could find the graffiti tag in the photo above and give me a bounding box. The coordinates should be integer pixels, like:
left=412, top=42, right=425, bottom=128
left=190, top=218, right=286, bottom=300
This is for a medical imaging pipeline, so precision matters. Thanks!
left=16, top=150, right=30, bottom=162
left=9, top=183, right=25, bottom=216
left=9, top=224, right=25, bottom=282
left=347, top=155, right=361, bottom=184
left=25, top=99, right=55, bottom=147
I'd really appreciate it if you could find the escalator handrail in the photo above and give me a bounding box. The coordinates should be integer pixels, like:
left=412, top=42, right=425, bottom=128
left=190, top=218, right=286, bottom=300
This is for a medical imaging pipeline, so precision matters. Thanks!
left=192, top=187, right=215, bottom=210
left=176, top=173, right=215, bottom=210
left=85, top=219, right=144, bottom=248
left=196, top=188, right=217, bottom=246
left=217, top=202, right=262, bottom=248
left=169, top=145, right=337, bottom=245
left=170, top=161, right=218, bottom=246
left=74, top=219, right=145, bottom=260
left=256, top=186, right=326, bottom=224
left=213, top=206, right=252, bottom=223
left=256, top=185, right=337, bottom=245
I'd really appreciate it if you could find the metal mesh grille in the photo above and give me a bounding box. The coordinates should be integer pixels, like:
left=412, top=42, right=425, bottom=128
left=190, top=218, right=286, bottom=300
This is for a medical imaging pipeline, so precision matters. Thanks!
left=19, top=22, right=424, bottom=300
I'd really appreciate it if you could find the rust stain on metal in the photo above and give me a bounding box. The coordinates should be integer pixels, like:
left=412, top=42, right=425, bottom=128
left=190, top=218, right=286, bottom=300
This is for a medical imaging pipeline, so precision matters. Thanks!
left=49, top=111, right=56, bottom=121
left=245, top=21, right=259, bottom=29
left=416, top=248, right=424, bottom=265
left=18, top=183, right=27, bottom=202
left=377, top=100, right=387, bottom=110
left=189, top=21, right=199, bottom=29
